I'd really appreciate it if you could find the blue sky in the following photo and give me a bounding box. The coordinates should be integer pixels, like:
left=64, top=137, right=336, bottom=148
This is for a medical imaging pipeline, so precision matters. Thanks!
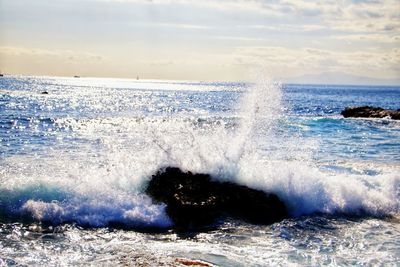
left=0, top=0, right=399, bottom=83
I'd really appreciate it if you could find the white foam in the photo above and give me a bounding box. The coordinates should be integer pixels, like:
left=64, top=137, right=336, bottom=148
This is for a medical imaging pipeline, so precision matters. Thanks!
left=21, top=193, right=172, bottom=228
left=1, top=78, right=399, bottom=227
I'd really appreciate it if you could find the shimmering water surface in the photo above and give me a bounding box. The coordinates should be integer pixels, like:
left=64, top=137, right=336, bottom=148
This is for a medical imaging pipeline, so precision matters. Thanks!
left=0, top=76, right=399, bottom=266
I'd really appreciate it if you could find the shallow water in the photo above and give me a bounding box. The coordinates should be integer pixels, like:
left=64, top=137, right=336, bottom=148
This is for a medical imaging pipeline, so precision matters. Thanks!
left=0, top=76, right=399, bottom=265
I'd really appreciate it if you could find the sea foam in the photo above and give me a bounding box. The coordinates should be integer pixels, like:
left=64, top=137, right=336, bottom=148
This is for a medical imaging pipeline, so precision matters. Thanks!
left=0, top=77, right=399, bottom=227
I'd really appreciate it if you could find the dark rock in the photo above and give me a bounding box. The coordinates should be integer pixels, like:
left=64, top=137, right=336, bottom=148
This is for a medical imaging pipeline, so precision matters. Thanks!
left=41, top=91, right=49, bottom=94
left=391, top=112, right=400, bottom=120
left=175, top=258, right=212, bottom=267
left=145, top=167, right=288, bottom=229
left=341, top=106, right=400, bottom=120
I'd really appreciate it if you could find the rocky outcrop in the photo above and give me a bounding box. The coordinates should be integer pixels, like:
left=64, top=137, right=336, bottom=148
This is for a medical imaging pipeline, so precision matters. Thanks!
left=341, top=106, right=400, bottom=120
left=145, top=167, right=288, bottom=229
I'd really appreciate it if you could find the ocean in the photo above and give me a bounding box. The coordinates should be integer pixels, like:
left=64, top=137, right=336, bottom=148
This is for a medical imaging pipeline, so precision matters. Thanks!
left=0, top=76, right=399, bottom=266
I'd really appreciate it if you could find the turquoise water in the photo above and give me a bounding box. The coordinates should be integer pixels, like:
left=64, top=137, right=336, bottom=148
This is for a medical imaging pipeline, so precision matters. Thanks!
left=0, top=76, right=399, bottom=266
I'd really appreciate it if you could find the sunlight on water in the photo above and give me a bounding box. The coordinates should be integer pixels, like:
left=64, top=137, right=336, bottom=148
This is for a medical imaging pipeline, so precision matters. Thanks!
left=1, top=76, right=398, bottom=226
left=0, top=76, right=399, bottom=265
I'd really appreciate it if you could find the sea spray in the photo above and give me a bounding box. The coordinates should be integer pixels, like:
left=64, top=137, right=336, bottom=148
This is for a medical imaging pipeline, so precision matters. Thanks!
left=1, top=76, right=399, bottom=266
left=0, top=77, right=399, bottom=228
left=225, top=76, right=283, bottom=174
left=214, top=77, right=399, bottom=217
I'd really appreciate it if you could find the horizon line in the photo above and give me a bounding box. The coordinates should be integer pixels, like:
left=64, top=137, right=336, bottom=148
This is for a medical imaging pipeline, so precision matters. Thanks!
left=1, top=73, right=400, bottom=87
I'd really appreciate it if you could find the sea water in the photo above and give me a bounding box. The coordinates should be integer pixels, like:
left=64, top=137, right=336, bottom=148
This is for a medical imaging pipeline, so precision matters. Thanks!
left=0, top=76, right=399, bottom=266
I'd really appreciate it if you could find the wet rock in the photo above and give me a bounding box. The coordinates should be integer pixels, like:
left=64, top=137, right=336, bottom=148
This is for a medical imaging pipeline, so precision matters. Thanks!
left=145, top=167, right=288, bottom=229
left=175, top=258, right=212, bottom=266
left=341, top=106, right=399, bottom=120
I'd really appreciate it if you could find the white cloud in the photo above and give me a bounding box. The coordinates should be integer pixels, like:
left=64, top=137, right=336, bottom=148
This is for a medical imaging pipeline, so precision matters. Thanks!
left=96, top=0, right=400, bottom=34
left=146, top=22, right=210, bottom=30
left=236, top=23, right=327, bottom=32
left=0, top=46, right=106, bottom=63
left=1, top=0, right=399, bottom=81
left=232, top=45, right=400, bottom=79
left=333, top=33, right=400, bottom=44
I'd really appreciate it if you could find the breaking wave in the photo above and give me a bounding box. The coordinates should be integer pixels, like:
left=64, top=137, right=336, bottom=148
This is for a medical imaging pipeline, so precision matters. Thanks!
left=0, top=77, right=399, bottom=228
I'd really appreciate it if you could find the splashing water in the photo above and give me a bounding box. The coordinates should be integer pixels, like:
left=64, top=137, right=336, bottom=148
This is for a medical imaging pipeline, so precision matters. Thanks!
left=1, top=76, right=400, bottom=266
left=0, top=76, right=399, bottom=229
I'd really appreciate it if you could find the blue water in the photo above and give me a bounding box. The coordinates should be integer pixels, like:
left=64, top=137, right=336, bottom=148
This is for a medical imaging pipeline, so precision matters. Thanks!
left=0, top=76, right=399, bottom=266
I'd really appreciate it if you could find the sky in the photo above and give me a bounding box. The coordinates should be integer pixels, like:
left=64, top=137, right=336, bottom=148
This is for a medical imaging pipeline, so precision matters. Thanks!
left=0, top=0, right=399, bottom=84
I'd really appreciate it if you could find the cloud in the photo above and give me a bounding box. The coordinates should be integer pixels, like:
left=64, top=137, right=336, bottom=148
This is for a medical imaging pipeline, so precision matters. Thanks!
left=96, top=0, right=400, bottom=34
left=333, top=33, right=400, bottom=44
left=383, top=24, right=398, bottom=31
left=1, top=0, right=399, bottom=81
left=146, top=22, right=210, bottom=30
left=350, top=0, right=382, bottom=4
left=232, top=45, right=400, bottom=79
left=236, top=24, right=327, bottom=32
left=0, top=46, right=106, bottom=63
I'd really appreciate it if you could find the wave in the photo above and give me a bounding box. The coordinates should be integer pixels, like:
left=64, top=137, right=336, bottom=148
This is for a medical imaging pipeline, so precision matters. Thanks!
left=0, top=184, right=172, bottom=228
left=0, top=78, right=399, bottom=228
left=0, top=163, right=397, bottom=228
